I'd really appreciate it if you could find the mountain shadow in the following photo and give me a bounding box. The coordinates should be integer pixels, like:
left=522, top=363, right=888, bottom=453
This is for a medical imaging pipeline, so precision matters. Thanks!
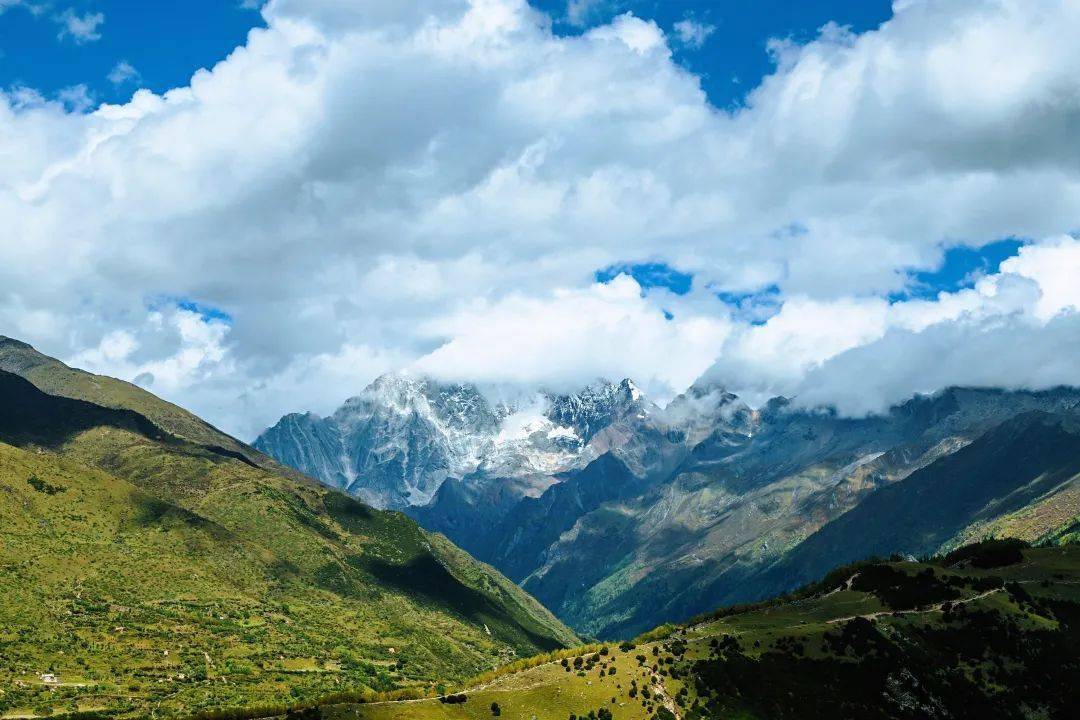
left=0, top=369, right=167, bottom=448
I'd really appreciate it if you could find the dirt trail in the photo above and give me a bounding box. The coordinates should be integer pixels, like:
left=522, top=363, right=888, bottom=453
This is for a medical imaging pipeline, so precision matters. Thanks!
left=362, top=656, right=568, bottom=706
left=826, top=588, right=1001, bottom=625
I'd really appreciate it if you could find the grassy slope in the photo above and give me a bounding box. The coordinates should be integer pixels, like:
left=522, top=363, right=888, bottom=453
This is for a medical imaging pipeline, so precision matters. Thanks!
left=0, top=358, right=576, bottom=719
left=318, top=542, right=1080, bottom=720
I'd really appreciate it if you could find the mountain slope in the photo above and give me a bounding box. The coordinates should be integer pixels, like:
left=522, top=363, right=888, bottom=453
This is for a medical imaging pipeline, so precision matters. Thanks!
left=311, top=541, right=1080, bottom=720
left=258, top=370, right=1080, bottom=640
left=0, top=348, right=577, bottom=719
left=256, top=374, right=502, bottom=508
left=745, top=411, right=1080, bottom=599
left=505, top=387, right=1080, bottom=637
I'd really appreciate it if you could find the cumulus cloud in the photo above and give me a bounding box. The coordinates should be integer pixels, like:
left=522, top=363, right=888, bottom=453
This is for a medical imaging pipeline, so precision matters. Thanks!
left=107, top=61, right=141, bottom=86
left=702, top=235, right=1080, bottom=414
left=55, top=84, right=94, bottom=112
left=673, top=18, right=715, bottom=49
left=412, top=275, right=731, bottom=396
left=797, top=311, right=1080, bottom=417
left=55, top=8, right=104, bottom=44
left=72, top=309, right=232, bottom=396
left=1, top=0, right=1079, bottom=436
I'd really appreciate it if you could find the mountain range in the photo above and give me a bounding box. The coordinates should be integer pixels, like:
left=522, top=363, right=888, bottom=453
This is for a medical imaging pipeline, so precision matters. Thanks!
left=257, top=371, right=1080, bottom=638
left=3, top=332, right=1079, bottom=719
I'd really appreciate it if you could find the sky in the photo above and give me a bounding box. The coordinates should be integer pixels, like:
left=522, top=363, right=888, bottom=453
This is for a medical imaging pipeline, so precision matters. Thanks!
left=0, top=1, right=892, bottom=107
left=1, top=0, right=1079, bottom=440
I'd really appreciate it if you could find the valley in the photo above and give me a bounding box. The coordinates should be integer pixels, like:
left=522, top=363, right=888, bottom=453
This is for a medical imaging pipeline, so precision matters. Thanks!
left=5, top=0, right=1080, bottom=717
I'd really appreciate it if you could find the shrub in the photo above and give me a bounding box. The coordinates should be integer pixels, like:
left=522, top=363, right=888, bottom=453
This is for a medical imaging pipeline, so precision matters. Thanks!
left=942, top=539, right=1029, bottom=569
left=439, top=693, right=467, bottom=704
left=27, top=475, right=65, bottom=495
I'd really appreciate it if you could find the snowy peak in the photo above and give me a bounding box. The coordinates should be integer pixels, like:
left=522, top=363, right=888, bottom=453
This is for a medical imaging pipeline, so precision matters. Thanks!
left=336, top=372, right=500, bottom=432
left=661, top=382, right=755, bottom=444
left=255, top=373, right=665, bottom=509
left=544, top=378, right=654, bottom=442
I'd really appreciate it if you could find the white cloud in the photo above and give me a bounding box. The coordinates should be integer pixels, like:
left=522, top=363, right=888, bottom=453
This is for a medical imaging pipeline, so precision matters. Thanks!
left=107, top=61, right=141, bottom=86
left=67, top=305, right=411, bottom=438
left=412, top=275, right=731, bottom=398
left=588, top=12, right=666, bottom=55
left=55, top=84, right=94, bottom=112
left=55, top=8, right=104, bottom=44
left=1, top=1, right=46, bottom=18
left=566, top=0, right=608, bottom=27
left=1, top=0, right=1079, bottom=436
left=703, top=235, right=1080, bottom=414
left=71, top=309, right=232, bottom=396
left=706, top=296, right=892, bottom=396
left=796, top=311, right=1080, bottom=417
left=996, top=236, right=1080, bottom=320
left=673, top=18, right=715, bottom=49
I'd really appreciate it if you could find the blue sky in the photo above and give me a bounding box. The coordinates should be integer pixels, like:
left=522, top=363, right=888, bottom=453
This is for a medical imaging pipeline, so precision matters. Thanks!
left=893, top=239, right=1027, bottom=302
left=0, top=0, right=263, bottom=104
left=2, top=0, right=890, bottom=108
left=531, top=0, right=893, bottom=108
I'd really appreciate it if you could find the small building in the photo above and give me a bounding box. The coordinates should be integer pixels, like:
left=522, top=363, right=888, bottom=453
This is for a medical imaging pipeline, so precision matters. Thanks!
left=40, top=673, right=59, bottom=684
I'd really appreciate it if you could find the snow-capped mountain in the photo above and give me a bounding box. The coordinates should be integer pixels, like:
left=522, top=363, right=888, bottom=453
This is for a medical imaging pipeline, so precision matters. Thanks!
left=254, top=373, right=657, bottom=509
left=257, top=370, right=1080, bottom=640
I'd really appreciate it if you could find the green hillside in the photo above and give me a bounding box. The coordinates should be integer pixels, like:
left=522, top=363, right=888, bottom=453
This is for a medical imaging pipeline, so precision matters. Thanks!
left=0, top=349, right=577, bottom=719
left=309, top=540, right=1080, bottom=720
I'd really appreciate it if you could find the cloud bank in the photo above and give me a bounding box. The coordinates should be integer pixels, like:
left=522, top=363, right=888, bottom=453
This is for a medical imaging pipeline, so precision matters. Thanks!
left=703, top=235, right=1080, bottom=414
left=2, top=0, right=1079, bottom=437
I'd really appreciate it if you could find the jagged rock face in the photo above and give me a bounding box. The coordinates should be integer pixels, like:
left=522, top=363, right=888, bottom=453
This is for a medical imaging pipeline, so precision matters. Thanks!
left=255, top=373, right=657, bottom=509
left=256, top=374, right=498, bottom=508
left=414, top=382, right=758, bottom=572
left=547, top=379, right=650, bottom=442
